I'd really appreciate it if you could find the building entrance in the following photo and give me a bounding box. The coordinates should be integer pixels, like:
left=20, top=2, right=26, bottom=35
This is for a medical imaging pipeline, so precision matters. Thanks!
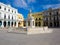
left=8, top=21, right=10, bottom=26
left=4, top=21, right=6, bottom=27
left=11, top=22, right=13, bottom=27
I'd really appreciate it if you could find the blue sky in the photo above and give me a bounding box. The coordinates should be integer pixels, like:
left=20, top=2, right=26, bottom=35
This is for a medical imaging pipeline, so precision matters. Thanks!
left=0, top=0, right=60, bottom=19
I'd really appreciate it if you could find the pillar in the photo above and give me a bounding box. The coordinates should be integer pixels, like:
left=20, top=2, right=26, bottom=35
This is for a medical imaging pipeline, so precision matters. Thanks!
left=26, top=20, right=28, bottom=27
left=52, top=21, right=54, bottom=27
left=41, top=21, right=43, bottom=27
left=13, top=22, right=15, bottom=27
left=10, top=21, right=12, bottom=27
left=6, top=21, right=8, bottom=27
left=48, top=21, right=50, bottom=27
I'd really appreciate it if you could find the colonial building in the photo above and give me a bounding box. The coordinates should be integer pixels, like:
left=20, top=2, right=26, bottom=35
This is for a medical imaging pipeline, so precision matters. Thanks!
left=17, top=14, right=24, bottom=27
left=0, top=2, right=23, bottom=28
left=28, top=12, right=43, bottom=27
left=43, top=8, right=60, bottom=27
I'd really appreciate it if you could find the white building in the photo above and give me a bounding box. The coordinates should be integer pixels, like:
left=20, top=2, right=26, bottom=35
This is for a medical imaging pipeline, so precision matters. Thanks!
left=0, top=2, right=21, bottom=28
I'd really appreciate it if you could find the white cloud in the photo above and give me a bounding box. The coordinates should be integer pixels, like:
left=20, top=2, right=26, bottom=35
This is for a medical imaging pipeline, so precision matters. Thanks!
left=42, top=4, right=60, bottom=9
left=13, top=0, right=36, bottom=10
left=27, top=0, right=36, bottom=3
left=13, top=0, right=28, bottom=9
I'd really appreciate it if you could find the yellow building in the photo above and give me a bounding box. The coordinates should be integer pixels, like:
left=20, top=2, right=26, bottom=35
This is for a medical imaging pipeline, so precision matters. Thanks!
left=28, top=12, right=43, bottom=27
left=17, top=14, right=24, bottom=27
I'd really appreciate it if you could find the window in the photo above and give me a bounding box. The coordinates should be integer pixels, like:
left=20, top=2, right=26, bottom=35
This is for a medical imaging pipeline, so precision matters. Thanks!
left=39, top=18, right=41, bottom=20
left=33, top=21, right=34, bottom=26
left=28, top=21, right=30, bottom=26
left=35, top=22, right=37, bottom=26
left=15, top=11, right=16, bottom=13
left=4, top=14, right=6, bottom=19
left=12, top=16, right=13, bottom=20
left=12, top=10, right=13, bottom=13
left=11, top=22, right=13, bottom=26
left=8, top=21, right=10, bottom=26
left=15, top=22, right=16, bottom=26
left=4, top=8, right=6, bottom=10
left=49, top=12, right=51, bottom=15
left=57, top=12, right=58, bottom=15
left=8, top=9, right=10, bottom=11
left=0, top=6, right=1, bottom=9
left=39, top=22, right=41, bottom=26
left=15, top=11, right=17, bottom=14
left=57, top=16, right=58, bottom=20
left=36, top=18, right=37, bottom=20
left=8, top=15, right=10, bottom=19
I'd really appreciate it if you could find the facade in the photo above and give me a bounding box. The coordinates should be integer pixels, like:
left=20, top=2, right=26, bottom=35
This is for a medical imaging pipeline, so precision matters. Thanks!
left=43, top=8, right=60, bottom=27
left=0, top=2, right=23, bottom=28
left=28, top=12, right=43, bottom=27
left=17, top=14, right=24, bottom=27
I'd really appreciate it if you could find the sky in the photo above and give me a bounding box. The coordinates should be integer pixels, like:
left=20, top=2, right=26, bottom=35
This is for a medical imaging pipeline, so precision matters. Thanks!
left=0, top=0, right=60, bottom=19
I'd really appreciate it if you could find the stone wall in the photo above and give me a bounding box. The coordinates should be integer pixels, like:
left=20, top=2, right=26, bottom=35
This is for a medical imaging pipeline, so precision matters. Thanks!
left=27, top=27, right=52, bottom=34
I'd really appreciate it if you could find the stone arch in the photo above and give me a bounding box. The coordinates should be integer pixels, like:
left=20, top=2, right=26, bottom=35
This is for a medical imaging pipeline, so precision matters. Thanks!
left=8, top=21, right=10, bottom=26
left=0, top=21, right=2, bottom=27
left=4, top=21, right=6, bottom=27
left=39, top=22, right=41, bottom=26
left=11, top=22, right=13, bottom=27
left=15, top=22, right=16, bottom=26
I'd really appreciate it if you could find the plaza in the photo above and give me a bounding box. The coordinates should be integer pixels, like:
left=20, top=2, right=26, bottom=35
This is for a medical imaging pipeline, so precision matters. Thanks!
left=0, top=0, right=60, bottom=45
left=0, top=28, right=60, bottom=45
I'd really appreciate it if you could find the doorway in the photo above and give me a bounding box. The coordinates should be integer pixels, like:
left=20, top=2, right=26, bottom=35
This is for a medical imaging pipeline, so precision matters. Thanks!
left=4, top=21, right=6, bottom=27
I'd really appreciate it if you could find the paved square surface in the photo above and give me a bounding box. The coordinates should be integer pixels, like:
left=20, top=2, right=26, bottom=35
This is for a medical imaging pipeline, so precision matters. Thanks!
left=0, top=28, right=60, bottom=45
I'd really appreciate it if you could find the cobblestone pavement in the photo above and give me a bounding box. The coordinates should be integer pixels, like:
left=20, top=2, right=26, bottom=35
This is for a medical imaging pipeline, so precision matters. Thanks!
left=0, top=28, right=60, bottom=45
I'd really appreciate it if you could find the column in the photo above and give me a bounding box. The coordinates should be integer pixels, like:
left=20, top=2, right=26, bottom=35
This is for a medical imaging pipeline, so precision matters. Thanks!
left=33, top=20, right=35, bottom=27
left=13, top=22, right=15, bottom=27
left=56, top=22, right=57, bottom=27
left=1, top=20, right=4, bottom=28
left=48, top=21, right=49, bottom=27
left=10, top=21, right=12, bottom=27
left=30, top=20, right=32, bottom=27
left=16, top=21, right=18, bottom=27
left=26, top=20, right=28, bottom=27
left=52, top=21, right=54, bottom=27
left=41, top=21, right=43, bottom=27
left=6, top=21, right=8, bottom=27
